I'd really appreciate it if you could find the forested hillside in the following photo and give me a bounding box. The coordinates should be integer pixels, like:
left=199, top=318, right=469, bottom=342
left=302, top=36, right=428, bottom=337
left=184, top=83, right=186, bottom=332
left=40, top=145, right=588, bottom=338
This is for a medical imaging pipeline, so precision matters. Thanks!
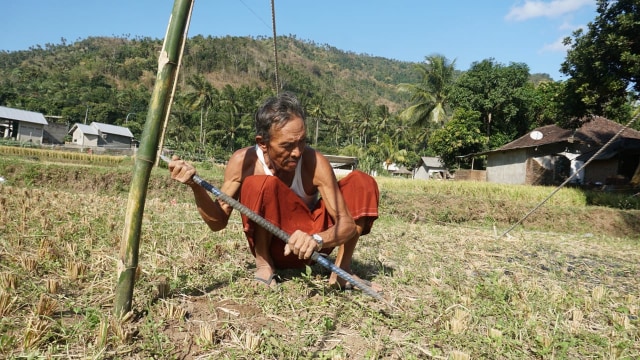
left=0, top=35, right=416, bottom=126
left=0, top=35, right=430, bottom=166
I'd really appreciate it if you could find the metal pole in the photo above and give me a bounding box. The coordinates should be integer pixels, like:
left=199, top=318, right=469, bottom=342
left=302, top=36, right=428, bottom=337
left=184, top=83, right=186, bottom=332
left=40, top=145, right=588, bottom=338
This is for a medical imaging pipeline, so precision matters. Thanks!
left=160, top=155, right=387, bottom=305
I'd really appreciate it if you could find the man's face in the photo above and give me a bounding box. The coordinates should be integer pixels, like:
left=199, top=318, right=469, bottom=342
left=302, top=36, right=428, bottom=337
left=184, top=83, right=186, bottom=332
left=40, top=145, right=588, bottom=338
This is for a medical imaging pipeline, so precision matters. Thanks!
left=263, top=116, right=307, bottom=173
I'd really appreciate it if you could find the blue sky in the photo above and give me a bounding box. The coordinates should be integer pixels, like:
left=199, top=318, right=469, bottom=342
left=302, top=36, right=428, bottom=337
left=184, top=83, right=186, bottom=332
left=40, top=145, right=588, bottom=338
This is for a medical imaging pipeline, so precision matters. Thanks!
left=1, top=0, right=597, bottom=81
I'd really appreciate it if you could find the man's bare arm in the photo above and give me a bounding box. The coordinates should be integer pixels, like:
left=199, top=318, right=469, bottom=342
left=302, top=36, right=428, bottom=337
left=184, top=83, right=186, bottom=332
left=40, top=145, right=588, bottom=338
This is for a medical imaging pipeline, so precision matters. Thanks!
left=168, top=155, right=236, bottom=231
left=312, top=152, right=357, bottom=247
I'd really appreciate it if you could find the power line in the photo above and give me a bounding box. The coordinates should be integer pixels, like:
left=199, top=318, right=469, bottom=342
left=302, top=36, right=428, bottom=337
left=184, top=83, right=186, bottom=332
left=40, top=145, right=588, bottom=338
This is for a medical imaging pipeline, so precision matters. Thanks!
left=236, top=0, right=272, bottom=30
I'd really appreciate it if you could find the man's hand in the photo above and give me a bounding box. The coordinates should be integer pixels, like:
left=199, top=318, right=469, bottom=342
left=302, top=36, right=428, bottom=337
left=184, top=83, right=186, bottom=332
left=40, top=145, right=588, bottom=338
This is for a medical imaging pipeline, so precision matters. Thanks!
left=284, top=230, right=319, bottom=260
left=168, top=155, right=197, bottom=186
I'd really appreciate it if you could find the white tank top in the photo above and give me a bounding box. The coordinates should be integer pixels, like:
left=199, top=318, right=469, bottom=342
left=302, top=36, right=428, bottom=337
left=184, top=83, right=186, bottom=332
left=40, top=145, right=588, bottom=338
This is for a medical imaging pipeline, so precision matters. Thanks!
left=255, top=145, right=319, bottom=209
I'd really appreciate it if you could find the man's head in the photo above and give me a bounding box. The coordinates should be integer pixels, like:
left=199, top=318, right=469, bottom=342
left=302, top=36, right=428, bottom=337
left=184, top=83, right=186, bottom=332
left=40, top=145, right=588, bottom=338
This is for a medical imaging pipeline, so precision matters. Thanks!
left=255, top=92, right=306, bottom=143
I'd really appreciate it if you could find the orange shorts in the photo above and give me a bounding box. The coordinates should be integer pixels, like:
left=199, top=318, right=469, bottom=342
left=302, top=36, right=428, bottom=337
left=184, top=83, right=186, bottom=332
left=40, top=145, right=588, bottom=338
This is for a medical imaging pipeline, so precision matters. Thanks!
left=239, top=170, right=379, bottom=269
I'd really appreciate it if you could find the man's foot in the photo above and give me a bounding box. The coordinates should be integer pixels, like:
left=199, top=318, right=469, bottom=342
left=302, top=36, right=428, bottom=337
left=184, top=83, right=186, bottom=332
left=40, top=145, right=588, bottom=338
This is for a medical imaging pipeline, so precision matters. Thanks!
left=254, top=273, right=279, bottom=289
left=254, top=266, right=279, bottom=289
left=329, top=273, right=383, bottom=293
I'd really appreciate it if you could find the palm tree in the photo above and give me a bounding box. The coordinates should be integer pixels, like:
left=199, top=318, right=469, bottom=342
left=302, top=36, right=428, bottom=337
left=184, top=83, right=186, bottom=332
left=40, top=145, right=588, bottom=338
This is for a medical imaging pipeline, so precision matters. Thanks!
left=184, top=75, right=217, bottom=146
left=350, top=102, right=374, bottom=148
left=398, top=54, right=456, bottom=127
left=306, top=96, right=327, bottom=146
left=380, top=135, right=407, bottom=171
left=374, top=104, right=392, bottom=144
left=218, top=85, right=246, bottom=152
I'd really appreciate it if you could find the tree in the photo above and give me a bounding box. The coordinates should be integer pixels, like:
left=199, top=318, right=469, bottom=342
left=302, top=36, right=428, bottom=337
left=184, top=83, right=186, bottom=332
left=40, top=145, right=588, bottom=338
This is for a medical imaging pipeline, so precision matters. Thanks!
left=305, top=96, right=327, bottom=146
left=398, top=54, right=457, bottom=127
left=428, top=109, right=487, bottom=169
left=184, top=74, right=218, bottom=146
left=379, top=135, right=407, bottom=170
left=347, top=102, right=374, bottom=148
left=560, top=0, right=639, bottom=122
left=529, top=81, right=566, bottom=128
left=450, top=59, right=531, bottom=146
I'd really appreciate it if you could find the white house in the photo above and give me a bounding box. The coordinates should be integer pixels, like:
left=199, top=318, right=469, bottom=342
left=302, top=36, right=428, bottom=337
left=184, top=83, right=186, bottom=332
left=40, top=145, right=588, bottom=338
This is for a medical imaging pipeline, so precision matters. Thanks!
left=69, top=123, right=100, bottom=147
left=0, top=106, right=49, bottom=144
left=414, top=157, right=448, bottom=180
left=69, top=122, right=134, bottom=148
left=325, top=154, right=358, bottom=176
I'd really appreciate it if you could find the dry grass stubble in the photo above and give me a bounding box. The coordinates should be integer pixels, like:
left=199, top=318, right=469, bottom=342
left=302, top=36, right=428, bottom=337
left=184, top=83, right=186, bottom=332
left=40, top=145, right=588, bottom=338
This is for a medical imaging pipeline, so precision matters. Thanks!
left=0, top=172, right=639, bottom=358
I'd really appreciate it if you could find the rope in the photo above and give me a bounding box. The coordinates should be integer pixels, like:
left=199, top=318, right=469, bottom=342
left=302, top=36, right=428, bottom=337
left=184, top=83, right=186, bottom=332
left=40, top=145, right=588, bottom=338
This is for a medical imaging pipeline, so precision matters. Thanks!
left=500, top=113, right=640, bottom=238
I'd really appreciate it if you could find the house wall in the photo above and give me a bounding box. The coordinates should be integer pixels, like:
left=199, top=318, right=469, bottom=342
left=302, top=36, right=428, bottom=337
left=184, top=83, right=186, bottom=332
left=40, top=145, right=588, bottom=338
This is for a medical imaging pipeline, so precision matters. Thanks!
left=486, top=149, right=528, bottom=184
left=71, top=130, right=98, bottom=146
left=414, top=166, right=429, bottom=180
left=98, top=133, right=131, bottom=148
left=16, top=123, right=44, bottom=144
left=43, top=123, right=69, bottom=144
left=454, top=169, right=486, bottom=181
left=415, top=165, right=447, bottom=180
left=584, top=160, right=618, bottom=184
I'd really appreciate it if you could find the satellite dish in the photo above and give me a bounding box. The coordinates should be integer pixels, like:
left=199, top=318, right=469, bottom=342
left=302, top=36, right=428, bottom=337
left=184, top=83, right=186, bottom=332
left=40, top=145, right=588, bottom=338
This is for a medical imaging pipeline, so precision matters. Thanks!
left=530, top=130, right=543, bottom=140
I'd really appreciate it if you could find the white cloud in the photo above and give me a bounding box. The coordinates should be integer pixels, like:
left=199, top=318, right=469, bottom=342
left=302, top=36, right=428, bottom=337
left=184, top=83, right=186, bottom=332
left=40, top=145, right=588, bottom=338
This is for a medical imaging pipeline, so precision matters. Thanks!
left=506, top=0, right=594, bottom=21
left=540, top=36, right=570, bottom=53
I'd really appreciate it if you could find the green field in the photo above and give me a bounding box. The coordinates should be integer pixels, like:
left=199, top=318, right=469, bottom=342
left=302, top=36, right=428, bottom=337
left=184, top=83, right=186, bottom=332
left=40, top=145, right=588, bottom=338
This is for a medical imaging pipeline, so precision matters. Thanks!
left=1, top=153, right=639, bottom=359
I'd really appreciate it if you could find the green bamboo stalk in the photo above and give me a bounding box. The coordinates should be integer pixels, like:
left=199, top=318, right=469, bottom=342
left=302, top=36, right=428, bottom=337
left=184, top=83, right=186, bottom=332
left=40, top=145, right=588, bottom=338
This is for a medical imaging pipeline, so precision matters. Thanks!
left=114, top=0, right=193, bottom=316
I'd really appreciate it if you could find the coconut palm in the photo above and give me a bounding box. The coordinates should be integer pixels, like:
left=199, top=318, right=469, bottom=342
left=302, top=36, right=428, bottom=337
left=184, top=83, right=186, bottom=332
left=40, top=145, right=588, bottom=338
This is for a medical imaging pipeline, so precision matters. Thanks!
left=398, top=54, right=457, bottom=127
left=184, top=75, right=218, bottom=146
left=306, top=96, right=327, bottom=146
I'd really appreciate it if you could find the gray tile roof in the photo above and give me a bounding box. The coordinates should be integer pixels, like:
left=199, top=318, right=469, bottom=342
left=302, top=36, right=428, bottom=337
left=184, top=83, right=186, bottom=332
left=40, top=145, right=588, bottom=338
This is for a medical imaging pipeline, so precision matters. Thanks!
left=0, top=106, right=48, bottom=125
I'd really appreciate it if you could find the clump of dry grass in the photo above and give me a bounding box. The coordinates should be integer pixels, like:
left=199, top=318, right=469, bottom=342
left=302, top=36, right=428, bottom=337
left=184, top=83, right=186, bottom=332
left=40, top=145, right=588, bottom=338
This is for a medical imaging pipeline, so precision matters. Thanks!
left=1, top=272, right=17, bottom=290
left=35, top=294, right=57, bottom=317
left=22, top=316, right=51, bottom=350
left=0, top=291, right=17, bottom=316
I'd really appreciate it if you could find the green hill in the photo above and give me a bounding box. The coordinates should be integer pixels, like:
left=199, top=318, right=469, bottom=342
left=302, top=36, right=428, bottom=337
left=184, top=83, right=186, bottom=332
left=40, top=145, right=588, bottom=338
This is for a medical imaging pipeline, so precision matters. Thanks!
left=0, top=35, right=418, bottom=123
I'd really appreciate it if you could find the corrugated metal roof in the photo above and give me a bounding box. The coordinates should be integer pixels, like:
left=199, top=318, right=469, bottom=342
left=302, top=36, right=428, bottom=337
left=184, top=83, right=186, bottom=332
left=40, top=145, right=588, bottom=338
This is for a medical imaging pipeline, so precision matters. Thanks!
left=0, top=106, right=48, bottom=125
left=70, top=123, right=99, bottom=136
left=90, top=122, right=134, bottom=138
left=421, top=156, right=444, bottom=168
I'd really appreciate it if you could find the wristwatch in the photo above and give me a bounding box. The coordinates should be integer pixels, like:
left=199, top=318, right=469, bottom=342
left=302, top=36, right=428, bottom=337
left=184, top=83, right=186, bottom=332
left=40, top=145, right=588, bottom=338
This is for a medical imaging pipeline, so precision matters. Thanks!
left=312, top=233, right=323, bottom=251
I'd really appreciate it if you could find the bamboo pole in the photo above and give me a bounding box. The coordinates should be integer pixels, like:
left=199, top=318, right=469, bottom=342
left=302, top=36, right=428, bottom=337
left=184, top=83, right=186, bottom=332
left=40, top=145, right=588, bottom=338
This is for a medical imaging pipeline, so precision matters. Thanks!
left=156, top=1, right=194, bottom=166
left=114, top=0, right=193, bottom=316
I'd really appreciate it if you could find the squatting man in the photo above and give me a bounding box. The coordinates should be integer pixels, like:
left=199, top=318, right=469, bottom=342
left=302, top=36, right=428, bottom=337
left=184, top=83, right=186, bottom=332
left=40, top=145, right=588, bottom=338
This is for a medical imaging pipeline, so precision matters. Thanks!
left=169, top=92, right=381, bottom=291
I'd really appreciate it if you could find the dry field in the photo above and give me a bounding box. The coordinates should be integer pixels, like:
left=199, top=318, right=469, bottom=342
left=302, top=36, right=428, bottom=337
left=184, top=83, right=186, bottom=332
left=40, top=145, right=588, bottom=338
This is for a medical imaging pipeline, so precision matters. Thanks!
left=1, top=157, right=639, bottom=359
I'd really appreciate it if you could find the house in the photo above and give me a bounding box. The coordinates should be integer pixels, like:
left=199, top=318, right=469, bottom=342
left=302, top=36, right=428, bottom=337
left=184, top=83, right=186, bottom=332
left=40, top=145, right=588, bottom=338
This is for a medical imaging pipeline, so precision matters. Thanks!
left=69, top=123, right=100, bottom=147
left=43, top=115, right=69, bottom=144
left=325, top=154, right=358, bottom=176
left=482, top=116, right=640, bottom=186
left=69, top=122, right=135, bottom=148
left=0, top=106, right=48, bottom=144
left=414, top=156, right=448, bottom=180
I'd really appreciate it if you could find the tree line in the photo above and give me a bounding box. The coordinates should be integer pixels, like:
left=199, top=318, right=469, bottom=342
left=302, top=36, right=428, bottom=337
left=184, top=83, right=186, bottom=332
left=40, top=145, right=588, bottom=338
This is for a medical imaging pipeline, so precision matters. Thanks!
left=0, top=0, right=637, bottom=174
